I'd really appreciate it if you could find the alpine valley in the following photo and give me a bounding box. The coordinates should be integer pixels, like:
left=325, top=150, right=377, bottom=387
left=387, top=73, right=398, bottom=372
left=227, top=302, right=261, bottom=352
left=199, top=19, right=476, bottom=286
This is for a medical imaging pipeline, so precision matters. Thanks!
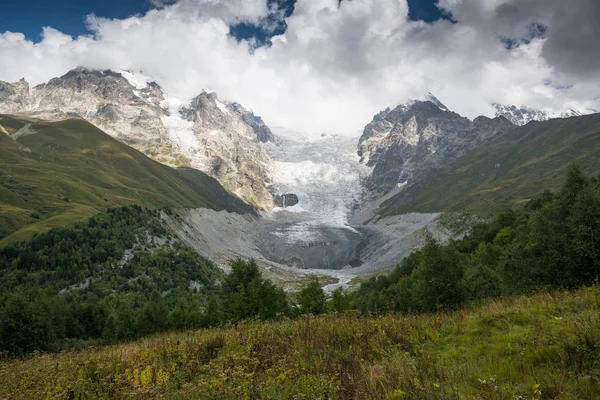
left=2, top=65, right=600, bottom=399
left=1, top=67, right=599, bottom=287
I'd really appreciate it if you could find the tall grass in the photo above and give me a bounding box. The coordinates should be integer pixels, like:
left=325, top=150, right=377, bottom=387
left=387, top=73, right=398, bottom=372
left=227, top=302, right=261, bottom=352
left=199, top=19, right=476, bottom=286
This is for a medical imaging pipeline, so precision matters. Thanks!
left=1, top=286, right=600, bottom=399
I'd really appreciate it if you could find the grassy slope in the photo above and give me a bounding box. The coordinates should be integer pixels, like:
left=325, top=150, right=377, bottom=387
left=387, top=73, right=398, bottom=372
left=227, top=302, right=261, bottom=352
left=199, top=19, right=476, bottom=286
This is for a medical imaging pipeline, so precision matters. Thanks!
left=0, top=115, right=253, bottom=243
left=1, top=286, right=599, bottom=399
left=381, top=114, right=600, bottom=214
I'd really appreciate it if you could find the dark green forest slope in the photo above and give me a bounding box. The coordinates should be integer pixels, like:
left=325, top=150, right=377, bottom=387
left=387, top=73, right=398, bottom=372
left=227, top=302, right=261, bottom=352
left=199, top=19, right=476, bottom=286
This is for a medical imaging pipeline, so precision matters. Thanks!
left=0, top=206, right=291, bottom=355
left=0, top=206, right=225, bottom=354
left=0, top=115, right=253, bottom=243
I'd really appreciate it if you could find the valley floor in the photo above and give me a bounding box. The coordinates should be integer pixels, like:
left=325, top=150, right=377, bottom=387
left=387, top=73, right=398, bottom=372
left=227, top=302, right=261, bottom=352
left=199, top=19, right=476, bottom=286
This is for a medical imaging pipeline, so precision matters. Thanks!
left=164, top=207, right=458, bottom=293
left=1, top=286, right=599, bottom=399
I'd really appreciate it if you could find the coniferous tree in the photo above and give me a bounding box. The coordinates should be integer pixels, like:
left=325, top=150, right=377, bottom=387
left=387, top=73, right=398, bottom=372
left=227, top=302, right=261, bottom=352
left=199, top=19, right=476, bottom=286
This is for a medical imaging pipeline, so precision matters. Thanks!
left=297, top=278, right=327, bottom=315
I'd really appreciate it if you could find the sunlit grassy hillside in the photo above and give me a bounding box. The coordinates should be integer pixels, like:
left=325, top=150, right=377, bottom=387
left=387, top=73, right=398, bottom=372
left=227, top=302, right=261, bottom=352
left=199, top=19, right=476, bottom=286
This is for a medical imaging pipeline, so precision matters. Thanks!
left=0, top=115, right=253, bottom=243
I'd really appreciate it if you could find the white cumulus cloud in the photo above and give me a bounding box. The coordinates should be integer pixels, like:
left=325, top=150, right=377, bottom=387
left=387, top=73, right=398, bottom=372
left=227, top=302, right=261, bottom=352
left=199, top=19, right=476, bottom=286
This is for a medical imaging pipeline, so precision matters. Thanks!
left=0, top=0, right=598, bottom=136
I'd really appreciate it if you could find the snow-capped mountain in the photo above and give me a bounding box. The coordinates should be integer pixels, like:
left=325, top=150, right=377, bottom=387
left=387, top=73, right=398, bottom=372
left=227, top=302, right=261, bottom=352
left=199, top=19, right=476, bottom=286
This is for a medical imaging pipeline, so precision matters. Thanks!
left=359, top=95, right=514, bottom=194
left=0, top=67, right=274, bottom=208
left=493, top=103, right=597, bottom=126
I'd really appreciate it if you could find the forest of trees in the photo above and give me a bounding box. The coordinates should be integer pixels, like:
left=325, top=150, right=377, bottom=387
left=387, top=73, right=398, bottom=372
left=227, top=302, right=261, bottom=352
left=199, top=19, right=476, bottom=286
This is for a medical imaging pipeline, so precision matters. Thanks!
left=1, top=166, right=598, bottom=356
left=353, top=165, right=600, bottom=313
left=0, top=206, right=225, bottom=354
left=0, top=206, right=322, bottom=355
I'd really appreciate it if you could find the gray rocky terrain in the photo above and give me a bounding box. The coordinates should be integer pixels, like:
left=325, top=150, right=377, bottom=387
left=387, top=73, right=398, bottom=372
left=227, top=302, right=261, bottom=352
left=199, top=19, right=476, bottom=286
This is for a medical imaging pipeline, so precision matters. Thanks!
left=162, top=207, right=451, bottom=291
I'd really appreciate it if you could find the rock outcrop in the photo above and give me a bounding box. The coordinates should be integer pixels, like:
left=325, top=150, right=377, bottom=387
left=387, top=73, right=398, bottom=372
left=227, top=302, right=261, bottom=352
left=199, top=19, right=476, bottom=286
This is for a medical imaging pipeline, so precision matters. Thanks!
left=273, top=193, right=299, bottom=208
left=180, top=91, right=273, bottom=208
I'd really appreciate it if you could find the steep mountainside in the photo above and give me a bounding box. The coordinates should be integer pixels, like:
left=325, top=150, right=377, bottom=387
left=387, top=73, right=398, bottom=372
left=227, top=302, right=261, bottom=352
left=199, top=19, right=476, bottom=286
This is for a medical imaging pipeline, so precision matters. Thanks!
left=358, top=97, right=514, bottom=194
left=0, top=115, right=253, bottom=243
left=379, top=113, right=600, bottom=214
left=180, top=92, right=274, bottom=207
left=0, top=68, right=274, bottom=208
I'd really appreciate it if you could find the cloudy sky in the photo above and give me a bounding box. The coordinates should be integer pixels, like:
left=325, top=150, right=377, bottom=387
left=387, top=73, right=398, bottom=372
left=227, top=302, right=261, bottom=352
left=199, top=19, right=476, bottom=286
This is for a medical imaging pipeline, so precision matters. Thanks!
left=1, top=0, right=599, bottom=135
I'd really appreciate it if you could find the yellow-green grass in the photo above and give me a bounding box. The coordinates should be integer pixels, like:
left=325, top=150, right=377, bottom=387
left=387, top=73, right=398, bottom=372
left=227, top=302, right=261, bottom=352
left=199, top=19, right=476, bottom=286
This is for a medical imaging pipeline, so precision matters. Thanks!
left=350, top=270, right=391, bottom=285
left=2, top=286, right=599, bottom=399
left=0, top=204, right=100, bottom=243
left=0, top=115, right=253, bottom=243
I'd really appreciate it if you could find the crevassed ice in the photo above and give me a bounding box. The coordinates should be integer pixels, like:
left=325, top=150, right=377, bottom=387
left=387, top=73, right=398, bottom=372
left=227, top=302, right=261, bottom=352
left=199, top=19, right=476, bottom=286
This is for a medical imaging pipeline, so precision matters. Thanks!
left=266, top=133, right=369, bottom=227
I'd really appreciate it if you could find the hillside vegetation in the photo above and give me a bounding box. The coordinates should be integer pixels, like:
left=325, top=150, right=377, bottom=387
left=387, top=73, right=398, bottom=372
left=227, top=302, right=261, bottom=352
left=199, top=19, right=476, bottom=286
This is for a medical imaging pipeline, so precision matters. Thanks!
left=0, top=115, right=253, bottom=243
left=0, top=206, right=228, bottom=354
left=1, top=167, right=598, bottom=356
left=356, top=166, right=600, bottom=314
left=381, top=113, right=600, bottom=214
left=1, top=286, right=599, bottom=399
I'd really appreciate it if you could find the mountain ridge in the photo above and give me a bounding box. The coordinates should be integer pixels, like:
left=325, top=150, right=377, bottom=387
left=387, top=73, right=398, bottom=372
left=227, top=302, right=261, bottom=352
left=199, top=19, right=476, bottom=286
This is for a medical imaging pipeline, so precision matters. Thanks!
left=0, top=67, right=275, bottom=208
left=376, top=112, right=600, bottom=214
left=493, top=103, right=598, bottom=126
left=358, top=97, right=514, bottom=195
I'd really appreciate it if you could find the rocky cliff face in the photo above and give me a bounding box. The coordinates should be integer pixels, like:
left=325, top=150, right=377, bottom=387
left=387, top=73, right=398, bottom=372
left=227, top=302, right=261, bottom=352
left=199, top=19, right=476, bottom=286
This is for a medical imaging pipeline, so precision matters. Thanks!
left=0, top=68, right=274, bottom=208
left=180, top=91, right=274, bottom=207
left=35, top=68, right=180, bottom=164
left=0, top=78, right=30, bottom=114
left=358, top=97, right=514, bottom=194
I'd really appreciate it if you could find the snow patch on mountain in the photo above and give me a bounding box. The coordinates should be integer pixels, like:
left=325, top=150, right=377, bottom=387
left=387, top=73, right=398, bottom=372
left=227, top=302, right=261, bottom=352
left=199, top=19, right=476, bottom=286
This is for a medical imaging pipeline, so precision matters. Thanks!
left=215, top=98, right=230, bottom=115
left=493, top=103, right=597, bottom=125
left=118, top=70, right=150, bottom=90
left=161, top=98, right=200, bottom=152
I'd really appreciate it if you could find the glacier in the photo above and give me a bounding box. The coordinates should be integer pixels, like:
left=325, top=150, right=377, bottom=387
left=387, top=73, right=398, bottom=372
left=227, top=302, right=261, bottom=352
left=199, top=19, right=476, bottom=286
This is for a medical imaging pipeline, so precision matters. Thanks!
left=265, top=130, right=370, bottom=227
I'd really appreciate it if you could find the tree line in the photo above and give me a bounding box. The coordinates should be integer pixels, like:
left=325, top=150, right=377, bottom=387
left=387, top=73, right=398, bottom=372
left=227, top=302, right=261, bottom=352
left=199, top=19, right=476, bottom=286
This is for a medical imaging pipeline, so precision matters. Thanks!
left=0, top=206, right=342, bottom=355
left=1, top=166, right=598, bottom=355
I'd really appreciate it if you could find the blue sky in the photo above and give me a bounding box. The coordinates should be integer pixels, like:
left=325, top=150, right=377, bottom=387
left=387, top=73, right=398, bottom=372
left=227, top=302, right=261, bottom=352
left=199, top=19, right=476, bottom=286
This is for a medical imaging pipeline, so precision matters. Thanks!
left=0, top=0, right=153, bottom=41
left=1, top=0, right=451, bottom=42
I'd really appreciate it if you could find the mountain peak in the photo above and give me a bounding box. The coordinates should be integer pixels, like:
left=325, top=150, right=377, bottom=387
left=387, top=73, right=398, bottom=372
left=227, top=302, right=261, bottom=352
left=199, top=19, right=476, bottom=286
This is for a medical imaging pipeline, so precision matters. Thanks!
left=359, top=97, right=513, bottom=194
left=493, top=103, right=597, bottom=126
left=426, top=93, right=449, bottom=112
